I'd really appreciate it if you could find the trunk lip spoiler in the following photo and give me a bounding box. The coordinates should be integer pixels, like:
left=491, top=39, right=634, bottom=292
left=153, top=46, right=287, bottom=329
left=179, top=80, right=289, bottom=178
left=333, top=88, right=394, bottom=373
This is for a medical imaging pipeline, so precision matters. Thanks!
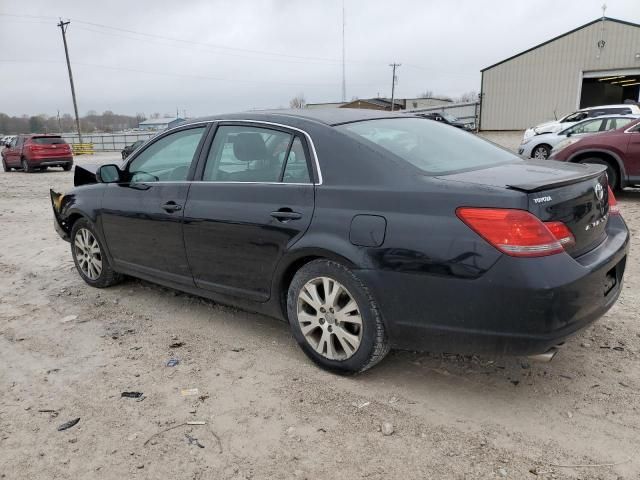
left=506, top=164, right=607, bottom=193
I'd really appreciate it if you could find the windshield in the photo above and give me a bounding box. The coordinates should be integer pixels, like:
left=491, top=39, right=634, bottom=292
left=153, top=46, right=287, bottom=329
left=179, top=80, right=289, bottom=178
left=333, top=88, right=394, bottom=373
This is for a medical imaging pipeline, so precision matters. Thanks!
left=442, top=113, right=459, bottom=122
left=562, top=111, right=588, bottom=123
left=338, top=117, right=519, bottom=174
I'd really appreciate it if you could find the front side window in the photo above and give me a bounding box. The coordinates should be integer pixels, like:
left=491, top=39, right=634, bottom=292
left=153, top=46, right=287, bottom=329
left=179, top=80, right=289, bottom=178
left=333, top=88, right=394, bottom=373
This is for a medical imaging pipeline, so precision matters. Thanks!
left=203, top=125, right=311, bottom=183
left=338, top=117, right=518, bottom=175
left=128, top=127, right=205, bottom=182
left=565, top=119, right=605, bottom=135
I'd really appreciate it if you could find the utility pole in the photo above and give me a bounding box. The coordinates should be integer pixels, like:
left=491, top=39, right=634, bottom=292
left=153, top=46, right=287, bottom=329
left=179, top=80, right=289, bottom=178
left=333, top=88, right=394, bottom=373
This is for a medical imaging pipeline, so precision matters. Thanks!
left=57, top=19, right=82, bottom=142
left=389, top=63, right=401, bottom=112
left=341, top=0, right=346, bottom=102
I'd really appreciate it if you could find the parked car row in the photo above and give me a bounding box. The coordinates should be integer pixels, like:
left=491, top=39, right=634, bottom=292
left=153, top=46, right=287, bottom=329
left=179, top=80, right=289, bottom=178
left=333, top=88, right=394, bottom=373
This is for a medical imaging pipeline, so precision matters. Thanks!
left=1, top=134, right=73, bottom=172
left=1, top=135, right=16, bottom=147
left=523, top=104, right=640, bottom=140
left=519, top=115, right=639, bottom=159
left=549, top=116, right=640, bottom=191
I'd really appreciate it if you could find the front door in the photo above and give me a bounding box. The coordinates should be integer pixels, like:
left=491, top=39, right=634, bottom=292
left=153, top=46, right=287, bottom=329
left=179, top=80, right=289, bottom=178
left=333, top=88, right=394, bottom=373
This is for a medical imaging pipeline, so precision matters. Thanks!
left=100, top=124, right=208, bottom=285
left=183, top=123, right=315, bottom=301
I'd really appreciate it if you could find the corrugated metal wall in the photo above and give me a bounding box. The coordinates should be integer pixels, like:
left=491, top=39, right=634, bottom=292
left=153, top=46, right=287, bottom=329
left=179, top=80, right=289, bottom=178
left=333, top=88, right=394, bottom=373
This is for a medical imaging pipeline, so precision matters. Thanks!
left=480, top=19, right=640, bottom=130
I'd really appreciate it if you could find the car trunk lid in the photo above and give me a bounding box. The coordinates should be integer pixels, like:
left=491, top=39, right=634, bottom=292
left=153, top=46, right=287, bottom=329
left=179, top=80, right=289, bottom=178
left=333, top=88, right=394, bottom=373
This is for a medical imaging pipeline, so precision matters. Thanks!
left=441, top=160, right=611, bottom=257
left=29, top=136, right=72, bottom=157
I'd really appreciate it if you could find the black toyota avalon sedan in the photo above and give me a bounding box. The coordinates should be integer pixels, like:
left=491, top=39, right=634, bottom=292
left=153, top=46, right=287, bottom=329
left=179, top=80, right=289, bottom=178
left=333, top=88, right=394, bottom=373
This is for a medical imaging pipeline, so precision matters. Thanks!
left=50, top=109, right=629, bottom=373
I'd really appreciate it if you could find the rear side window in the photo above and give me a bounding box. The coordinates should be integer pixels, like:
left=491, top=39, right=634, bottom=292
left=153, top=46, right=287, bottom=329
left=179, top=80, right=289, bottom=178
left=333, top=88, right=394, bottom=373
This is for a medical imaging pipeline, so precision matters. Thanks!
left=31, top=136, right=66, bottom=145
left=338, top=117, right=518, bottom=175
left=203, top=125, right=311, bottom=183
left=606, top=118, right=635, bottom=129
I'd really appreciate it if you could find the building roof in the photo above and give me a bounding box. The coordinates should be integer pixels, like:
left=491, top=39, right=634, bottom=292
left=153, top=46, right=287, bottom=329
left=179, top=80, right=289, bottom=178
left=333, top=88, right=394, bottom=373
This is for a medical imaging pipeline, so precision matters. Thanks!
left=342, top=98, right=405, bottom=109
left=139, top=117, right=183, bottom=125
left=481, top=17, right=640, bottom=72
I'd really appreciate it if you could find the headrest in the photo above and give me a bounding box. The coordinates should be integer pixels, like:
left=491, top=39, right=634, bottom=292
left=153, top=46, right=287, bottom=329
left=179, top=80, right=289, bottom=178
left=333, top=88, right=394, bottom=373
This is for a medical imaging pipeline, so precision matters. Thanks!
left=232, top=133, right=267, bottom=161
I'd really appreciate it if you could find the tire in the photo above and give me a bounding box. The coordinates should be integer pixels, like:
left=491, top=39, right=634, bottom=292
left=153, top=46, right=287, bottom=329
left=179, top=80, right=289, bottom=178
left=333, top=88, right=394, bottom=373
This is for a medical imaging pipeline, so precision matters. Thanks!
left=70, top=218, right=123, bottom=288
left=579, top=158, right=619, bottom=191
left=39, top=166, right=47, bottom=171
left=2, top=158, right=9, bottom=172
left=531, top=144, right=551, bottom=160
left=287, top=259, right=390, bottom=374
left=62, top=163, right=72, bottom=171
left=21, top=158, right=33, bottom=173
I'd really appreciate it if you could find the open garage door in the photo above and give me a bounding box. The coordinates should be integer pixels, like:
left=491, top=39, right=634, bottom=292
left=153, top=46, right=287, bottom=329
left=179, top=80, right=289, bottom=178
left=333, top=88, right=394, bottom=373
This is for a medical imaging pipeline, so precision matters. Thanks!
left=580, top=69, right=640, bottom=108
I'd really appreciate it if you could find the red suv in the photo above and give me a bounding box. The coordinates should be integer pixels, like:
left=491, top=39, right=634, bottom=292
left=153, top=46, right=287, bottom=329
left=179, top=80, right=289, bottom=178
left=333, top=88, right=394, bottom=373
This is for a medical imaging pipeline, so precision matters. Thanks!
left=549, top=118, right=640, bottom=190
left=2, top=135, right=73, bottom=173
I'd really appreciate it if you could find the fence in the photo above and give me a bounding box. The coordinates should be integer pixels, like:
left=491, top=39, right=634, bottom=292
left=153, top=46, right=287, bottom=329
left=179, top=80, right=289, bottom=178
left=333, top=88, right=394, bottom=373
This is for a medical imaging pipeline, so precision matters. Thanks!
left=61, top=132, right=158, bottom=152
left=405, top=101, right=480, bottom=130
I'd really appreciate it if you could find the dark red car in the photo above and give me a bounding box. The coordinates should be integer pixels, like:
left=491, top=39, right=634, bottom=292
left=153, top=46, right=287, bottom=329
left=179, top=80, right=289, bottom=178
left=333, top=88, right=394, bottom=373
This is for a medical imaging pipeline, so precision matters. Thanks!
left=2, top=134, right=73, bottom=173
left=549, top=118, right=640, bottom=190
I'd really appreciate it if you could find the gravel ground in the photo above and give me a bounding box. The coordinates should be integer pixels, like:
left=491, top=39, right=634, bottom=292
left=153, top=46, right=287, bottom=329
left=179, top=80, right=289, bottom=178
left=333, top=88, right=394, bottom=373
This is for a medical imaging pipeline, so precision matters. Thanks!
left=1, top=145, right=639, bottom=480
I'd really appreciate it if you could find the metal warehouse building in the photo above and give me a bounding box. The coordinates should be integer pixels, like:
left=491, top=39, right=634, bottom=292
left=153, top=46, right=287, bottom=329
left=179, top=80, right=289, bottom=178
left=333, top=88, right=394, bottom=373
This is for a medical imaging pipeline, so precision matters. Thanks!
left=479, top=17, right=640, bottom=130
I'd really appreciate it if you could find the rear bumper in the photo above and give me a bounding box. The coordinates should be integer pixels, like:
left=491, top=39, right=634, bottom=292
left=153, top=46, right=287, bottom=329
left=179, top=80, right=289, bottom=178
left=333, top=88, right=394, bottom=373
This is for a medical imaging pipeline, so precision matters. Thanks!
left=358, top=216, right=629, bottom=356
left=29, top=156, right=73, bottom=166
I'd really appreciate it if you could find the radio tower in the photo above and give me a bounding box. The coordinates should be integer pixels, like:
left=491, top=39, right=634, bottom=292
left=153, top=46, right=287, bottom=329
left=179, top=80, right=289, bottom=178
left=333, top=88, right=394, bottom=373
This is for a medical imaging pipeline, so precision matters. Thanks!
left=341, top=0, right=346, bottom=102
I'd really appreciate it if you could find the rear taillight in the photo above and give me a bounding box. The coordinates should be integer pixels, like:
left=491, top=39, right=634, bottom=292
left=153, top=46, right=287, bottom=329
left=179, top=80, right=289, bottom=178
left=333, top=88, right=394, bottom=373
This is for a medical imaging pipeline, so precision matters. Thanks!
left=608, top=186, right=620, bottom=215
left=544, top=221, right=576, bottom=248
left=456, top=208, right=573, bottom=257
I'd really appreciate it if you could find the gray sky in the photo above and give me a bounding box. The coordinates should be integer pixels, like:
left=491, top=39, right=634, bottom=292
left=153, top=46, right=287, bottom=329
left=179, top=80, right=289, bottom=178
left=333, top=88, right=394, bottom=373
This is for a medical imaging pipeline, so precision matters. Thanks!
left=1, top=0, right=638, bottom=117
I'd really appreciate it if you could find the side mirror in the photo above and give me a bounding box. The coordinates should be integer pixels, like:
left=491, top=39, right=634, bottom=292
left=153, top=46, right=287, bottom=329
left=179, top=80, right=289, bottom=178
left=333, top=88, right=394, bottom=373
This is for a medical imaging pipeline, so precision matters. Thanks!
left=96, top=164, right=121, bottom=183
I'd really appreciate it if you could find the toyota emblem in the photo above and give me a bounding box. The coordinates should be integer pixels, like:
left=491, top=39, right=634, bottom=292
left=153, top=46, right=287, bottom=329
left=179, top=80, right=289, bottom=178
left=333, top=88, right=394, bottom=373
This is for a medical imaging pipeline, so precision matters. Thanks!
left=594, top=183, right=604, bottom=201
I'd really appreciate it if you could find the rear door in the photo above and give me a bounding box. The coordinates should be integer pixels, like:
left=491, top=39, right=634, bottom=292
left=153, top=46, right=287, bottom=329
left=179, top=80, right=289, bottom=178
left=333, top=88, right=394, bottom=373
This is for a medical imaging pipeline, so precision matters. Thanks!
left=183, top=122, right=316, bottom=301
left=624, top=121, right=640, bottom=177
left=100, top=124, right=209, bottom=285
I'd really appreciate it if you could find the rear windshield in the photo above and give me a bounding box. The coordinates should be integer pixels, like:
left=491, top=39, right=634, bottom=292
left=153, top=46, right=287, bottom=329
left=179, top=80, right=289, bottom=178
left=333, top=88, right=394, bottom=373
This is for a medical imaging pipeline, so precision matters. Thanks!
left=337, top=117, right=518, bottom=174
left=31, top=136, right=66, bottom=145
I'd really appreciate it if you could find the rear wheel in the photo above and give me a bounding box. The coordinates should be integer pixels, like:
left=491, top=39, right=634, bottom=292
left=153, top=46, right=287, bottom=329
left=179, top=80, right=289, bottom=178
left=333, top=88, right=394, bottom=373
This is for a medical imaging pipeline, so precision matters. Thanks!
left=579, top=158, right=619, bottom=191
left=21, top=158, right=33, bottom=173
left=287, top=259, right=389, bottom=374
left=531, top=144, right=551, bottom=160
left=2, top=158, right=9, bottom=172
left=71, top=218, right=123, bottom=288
left=62, top=163, right=72, bottom=171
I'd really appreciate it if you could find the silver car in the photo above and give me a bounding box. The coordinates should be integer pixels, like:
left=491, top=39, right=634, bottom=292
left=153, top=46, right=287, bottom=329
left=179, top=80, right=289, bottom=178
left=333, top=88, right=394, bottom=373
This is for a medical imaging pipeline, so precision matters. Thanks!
left=518, top=115, right=639, bottom=159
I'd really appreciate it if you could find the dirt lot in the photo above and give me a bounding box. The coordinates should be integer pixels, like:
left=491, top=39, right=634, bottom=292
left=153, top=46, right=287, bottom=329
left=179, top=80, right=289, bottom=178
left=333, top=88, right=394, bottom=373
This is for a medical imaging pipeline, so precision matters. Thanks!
left=1, top=142, right=640, bottom=479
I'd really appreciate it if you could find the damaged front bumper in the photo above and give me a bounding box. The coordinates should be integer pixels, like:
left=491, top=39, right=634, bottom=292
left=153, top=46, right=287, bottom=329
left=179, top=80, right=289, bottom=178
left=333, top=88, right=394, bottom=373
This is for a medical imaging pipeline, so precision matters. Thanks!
left=50, top=189, right=71, bottom=242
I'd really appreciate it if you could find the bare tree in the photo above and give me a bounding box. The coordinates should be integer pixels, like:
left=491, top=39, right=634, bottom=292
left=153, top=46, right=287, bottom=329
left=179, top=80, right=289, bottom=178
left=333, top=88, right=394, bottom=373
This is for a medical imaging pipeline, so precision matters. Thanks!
left=289, top=93, right=306, bottom=109
left=417, top=90, right=434, bottom=98
left=457, top=91, right=479, bottom=103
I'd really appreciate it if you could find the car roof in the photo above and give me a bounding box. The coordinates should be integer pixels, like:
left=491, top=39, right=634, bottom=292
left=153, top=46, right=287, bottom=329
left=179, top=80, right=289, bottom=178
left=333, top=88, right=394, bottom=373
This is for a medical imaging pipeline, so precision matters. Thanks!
left=188, top=108, right=413, bottom=127
left=581, top=104, right=639, bottom=111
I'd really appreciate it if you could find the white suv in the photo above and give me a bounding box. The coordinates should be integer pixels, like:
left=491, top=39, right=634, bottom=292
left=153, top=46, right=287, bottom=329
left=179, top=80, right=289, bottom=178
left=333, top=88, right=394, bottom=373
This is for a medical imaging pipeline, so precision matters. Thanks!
left=523, top=104, right=640, bottom=140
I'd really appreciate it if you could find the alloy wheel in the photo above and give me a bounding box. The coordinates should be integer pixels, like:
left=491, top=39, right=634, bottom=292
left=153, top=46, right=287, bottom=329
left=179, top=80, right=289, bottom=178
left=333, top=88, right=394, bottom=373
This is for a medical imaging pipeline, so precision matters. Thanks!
left=533, top=146, right=549, bottom=159
left=297, top=276, right=363, bottom=360
left=74, top=228, right=103, bottom=280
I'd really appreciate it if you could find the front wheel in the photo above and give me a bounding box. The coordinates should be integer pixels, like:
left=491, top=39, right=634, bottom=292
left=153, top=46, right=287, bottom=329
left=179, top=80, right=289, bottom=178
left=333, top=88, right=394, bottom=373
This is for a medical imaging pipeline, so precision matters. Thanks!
left=71, top=218, right=123, bottom=288
left=287, top=259, right=389, bottom=374
left=531, top=144, right=551, bottom=160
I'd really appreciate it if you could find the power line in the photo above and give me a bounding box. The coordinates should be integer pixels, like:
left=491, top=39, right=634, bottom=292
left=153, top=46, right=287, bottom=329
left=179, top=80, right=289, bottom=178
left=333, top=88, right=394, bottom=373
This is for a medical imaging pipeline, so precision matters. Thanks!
left=0, top=59, right=381, bottom=88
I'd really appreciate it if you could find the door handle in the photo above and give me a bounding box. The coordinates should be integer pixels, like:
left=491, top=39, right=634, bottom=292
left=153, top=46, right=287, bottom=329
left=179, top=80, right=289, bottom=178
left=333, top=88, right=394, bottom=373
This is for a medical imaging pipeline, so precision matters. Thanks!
left=161, top=201, right=182, bottom=213
left=270, top=209, right=302, bottom=221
